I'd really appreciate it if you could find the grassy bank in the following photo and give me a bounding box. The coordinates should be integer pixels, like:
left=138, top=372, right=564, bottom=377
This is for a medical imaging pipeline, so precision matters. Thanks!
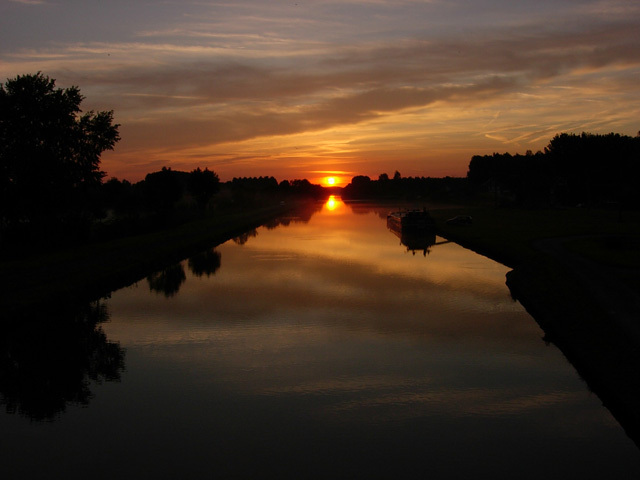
left=431, top=205, right=640, bottom=446
left=432, top=206, right=640, bottom=266
left=0, top=202, right=302, bottom=318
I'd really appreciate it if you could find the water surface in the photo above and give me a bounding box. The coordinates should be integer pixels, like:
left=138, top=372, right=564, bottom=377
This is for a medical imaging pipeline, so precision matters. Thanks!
left=2, top=198, right=639, bottom=479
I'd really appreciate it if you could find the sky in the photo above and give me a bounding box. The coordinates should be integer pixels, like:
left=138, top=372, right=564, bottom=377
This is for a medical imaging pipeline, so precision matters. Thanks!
left=1, top=0, right=639, bottom=185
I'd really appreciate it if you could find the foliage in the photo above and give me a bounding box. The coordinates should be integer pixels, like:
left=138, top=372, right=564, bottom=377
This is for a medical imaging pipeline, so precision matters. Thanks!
left=188, top=248, right=221, bottom=277
left=226, top=176, right=325, bottom=208
left=101, top=177, right=138, bottom=216
left=467, top=132, right=640, bottom=207
left=288, top=178, right=324, bottom=198
left=342, top=173, right=467, bottom=201
left=545, top=132, right=640, bottom=206
left=0, top=301, right=125, bottom=421
left=467, top=150, right=551, bottom=206
left=0, top=73, right=120, bottom=229
left=188, top=167, right=220, bottom=211
left=147, top=263, right=186, bottom=297
left=143, top=167, right=186, bottom=213
left=231, top=176, right=279, bottom=191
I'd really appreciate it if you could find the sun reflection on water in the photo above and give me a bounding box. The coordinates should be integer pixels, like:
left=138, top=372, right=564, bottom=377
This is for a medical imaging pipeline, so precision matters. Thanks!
left=324, top=195, right=343, bottom=212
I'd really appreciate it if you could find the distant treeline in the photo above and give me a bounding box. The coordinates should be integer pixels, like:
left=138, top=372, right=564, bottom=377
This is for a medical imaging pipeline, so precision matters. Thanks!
left=103, top=171, right=325, bottom=218
left=342, top=172, right=467, bottom=202
left=89, top=170, right=327, bottom=241
left=341, top=131, right=640, bottom=208
left=1, top=163, right=327, bottom=251
left=466, top=132, right=640, bottom=207
left=229, top=176, right=325, bottom=198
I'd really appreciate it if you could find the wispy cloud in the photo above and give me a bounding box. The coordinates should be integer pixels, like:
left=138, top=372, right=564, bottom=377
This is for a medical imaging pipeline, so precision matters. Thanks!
left=1, top=0, right=639, bottom=180
left=8, top=0, right=47, bottom=4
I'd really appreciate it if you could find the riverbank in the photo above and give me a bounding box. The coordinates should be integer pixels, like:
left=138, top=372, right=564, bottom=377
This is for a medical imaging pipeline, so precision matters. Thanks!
left=431, top=205, right=640, bottom=446
left=0, top=202, right=303, bottom=319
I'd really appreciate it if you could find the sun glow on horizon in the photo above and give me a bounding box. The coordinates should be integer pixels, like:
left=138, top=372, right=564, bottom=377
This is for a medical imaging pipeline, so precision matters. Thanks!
left=4, top=1, right=637, bottom=184
left=321, top=175, right=349, bottom=187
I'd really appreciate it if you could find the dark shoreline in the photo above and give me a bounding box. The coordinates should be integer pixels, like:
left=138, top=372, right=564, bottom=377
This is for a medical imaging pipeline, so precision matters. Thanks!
left=432, top=207, right=640, bottom=448
left=0, top=202, right=303, bottom=319
left=506, top=264, right=640, bottom=448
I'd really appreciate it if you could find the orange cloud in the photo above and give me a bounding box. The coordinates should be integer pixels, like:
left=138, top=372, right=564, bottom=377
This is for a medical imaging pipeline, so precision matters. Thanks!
left=1, top=1, right=639, bottom=181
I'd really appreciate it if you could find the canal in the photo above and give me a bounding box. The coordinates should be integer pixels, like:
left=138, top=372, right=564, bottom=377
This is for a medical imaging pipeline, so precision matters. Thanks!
left=2, top=197, right=639, bottom=479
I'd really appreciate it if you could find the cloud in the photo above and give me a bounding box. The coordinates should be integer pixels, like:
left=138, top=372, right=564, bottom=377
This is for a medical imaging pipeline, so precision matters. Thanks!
left=79, top=19, right=634, bottom=141
left=8, top=0, right=47, bottom=4
left=1, top=0, right=639, bottom=180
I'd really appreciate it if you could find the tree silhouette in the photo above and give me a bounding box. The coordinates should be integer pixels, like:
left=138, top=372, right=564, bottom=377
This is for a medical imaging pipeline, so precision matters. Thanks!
left=342, top=175, right=373, bottom=198
left=188, top=167, right=220, bottom=211
left=0, top=73, right=119, bottom=230
left=147, top=263, right=187, bottom=297
left=466, top=132, right=640, bottom=207
left=102, top=177, right=138, bottom=216
left=143, top=167, right=185, bottom=213
left=0, top=301, right=125, bottom=421
left=232, top=229, right=258, bottom=245
left=188, top=249, right=221, bottom=277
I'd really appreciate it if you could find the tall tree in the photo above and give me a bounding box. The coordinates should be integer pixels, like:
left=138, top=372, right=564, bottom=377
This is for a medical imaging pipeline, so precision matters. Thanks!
left=0, top=73, right=119, bottom=228
left=188, top=167, right=220, bottom=211
left=143, top=167, right=185, bottom=213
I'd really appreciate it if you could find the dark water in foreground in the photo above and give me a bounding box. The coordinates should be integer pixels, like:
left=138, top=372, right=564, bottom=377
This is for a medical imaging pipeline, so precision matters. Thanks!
left=2, top=198, right=640, bottom=479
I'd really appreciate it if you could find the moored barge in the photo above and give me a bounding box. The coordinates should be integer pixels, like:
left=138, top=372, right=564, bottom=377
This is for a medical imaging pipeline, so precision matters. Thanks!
left=386, top=208, right=435, bottom=233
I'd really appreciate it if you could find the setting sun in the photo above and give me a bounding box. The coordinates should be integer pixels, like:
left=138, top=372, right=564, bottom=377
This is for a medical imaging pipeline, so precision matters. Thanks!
left=326, top=176, right=336, bottom=186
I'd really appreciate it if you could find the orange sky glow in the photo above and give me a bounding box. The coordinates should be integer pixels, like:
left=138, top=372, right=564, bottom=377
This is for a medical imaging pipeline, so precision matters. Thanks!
left=2, top=1, right=639, bottom=185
